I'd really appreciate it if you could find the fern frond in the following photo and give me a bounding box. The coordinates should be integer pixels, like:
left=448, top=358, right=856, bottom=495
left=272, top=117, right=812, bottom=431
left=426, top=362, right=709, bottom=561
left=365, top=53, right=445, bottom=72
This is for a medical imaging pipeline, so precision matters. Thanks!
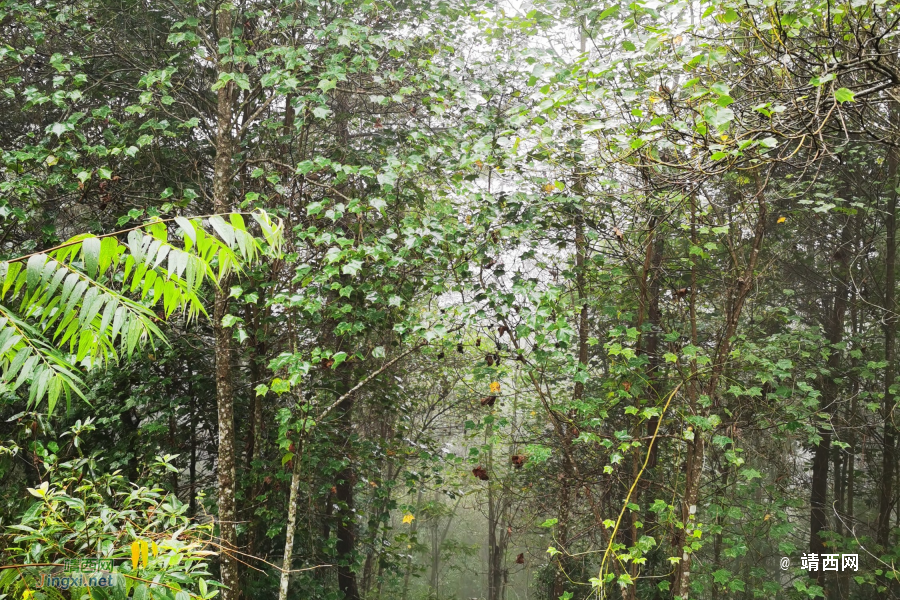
left=0, top=210, right=283, bottom=411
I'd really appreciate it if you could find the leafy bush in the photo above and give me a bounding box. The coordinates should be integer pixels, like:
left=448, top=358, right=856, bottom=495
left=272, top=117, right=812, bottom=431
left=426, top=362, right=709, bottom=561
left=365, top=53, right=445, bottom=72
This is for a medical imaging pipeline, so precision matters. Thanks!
left=0, top=419, right=219, bottom=599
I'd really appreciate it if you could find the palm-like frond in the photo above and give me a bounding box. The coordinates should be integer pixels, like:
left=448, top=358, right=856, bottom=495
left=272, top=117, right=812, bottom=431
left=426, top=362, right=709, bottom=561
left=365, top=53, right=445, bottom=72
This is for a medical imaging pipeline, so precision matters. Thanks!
left=0, top=211, right=283, bottom=412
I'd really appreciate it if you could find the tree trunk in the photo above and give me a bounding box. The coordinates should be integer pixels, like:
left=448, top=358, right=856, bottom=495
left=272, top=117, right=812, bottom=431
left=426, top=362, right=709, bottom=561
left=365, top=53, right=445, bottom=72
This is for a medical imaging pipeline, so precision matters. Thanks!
left=278, top=419, right=303, bottom=600
left=336, top=393, right=361, bottom=600
left=811, top=220, right=851, bottom=589
left=212, top=5, right=239, bottom=598
left=428, top=495, right=460, bottom=599
left=553, top=205, right=589, bottom=599
left=189, top=371, right=197, bottom=516
left=674, top=183, right=766, bottom=597
left=401, top=488, right=424, bottom=600
left=878, top=109, right=899, bottom=554
left=487, top=442, right=509, bottom=600
left=877, top=111, right=900, bottom=600
left=246, top=303, right=267, bottom=561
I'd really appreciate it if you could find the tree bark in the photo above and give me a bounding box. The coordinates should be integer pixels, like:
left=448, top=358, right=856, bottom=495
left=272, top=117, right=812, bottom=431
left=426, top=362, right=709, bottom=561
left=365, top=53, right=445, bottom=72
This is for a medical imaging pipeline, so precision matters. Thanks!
left=278, top=416, right=303, bottom=600
left=212, top=5, right=239, bottom=598
left=810, top=220, right=851, bottom=589
left=553, top=204, right=589, bottom=599
left=335, top=392, right=361, bottom=600
left=486, top=441, right=509, bottom=600
left=400, top=488, right=424, bottom=600
left=878, top=109, right=899, bottom=554
left=674, top=182, right=766, bottom=598
left=189, top=370, right=197, bottom=517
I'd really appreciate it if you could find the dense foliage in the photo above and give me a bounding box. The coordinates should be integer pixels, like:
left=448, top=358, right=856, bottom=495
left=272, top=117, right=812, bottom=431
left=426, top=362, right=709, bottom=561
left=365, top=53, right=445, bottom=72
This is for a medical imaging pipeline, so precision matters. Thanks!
left=1, top=0, right=900, bottom=599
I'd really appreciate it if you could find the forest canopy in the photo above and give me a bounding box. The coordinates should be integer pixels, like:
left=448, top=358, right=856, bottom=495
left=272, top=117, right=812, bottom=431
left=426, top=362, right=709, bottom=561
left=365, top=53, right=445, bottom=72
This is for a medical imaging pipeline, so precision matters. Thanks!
left=1, top=0, right=899, bottom=599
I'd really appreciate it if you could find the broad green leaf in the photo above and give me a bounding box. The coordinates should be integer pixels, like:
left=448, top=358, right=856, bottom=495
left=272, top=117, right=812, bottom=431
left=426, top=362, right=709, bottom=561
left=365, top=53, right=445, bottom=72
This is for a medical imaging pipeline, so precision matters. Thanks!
left=835, top=87, right=855, bottom=103
left=82, top=237, right=101, bottom=277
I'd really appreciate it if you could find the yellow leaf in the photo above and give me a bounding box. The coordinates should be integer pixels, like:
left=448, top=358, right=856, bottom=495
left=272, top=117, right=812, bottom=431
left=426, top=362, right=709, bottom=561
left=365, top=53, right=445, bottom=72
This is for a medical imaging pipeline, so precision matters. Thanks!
left=777, top=216, right=786, bottom=223
left=542, top=183, right=554, bottom=193
left=23, top=592, right=34, bottom=600
left=141, top=540, right=148, bottom=567
left=131, top=541, right=140, bottom=569
left=402, top=513, right=415, bottom=524
left=152, top=541, right=158, bottom=557
left=490, top=381, right=501, bottom=393
left=46, top=155, right=59, bottom=166
left=720, top=134, right=728, bottom=141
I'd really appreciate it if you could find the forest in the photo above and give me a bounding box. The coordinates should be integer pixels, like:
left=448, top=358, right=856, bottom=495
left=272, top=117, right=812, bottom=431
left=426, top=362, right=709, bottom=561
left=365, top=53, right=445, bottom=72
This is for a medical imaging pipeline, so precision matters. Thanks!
left=0, top=0, right=899, bottom=598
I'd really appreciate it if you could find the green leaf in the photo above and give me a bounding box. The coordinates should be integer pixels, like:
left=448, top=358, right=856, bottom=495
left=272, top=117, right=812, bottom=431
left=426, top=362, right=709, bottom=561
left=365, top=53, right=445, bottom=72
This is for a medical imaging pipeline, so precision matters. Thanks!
left=835, top=88, right=855, bottom=103
left=82, top=237, right=101, bottom=277
left=704, top=106, right=734, bottom=131
left=810, top=73, right=835, bottom=87
left=721, top=7, right=738, bottom=22
left=26, top=254, right=47, bottom=290
left=331, top=351, right=348, bottom=368
left=175, top=216, right=196, bottom=243
left=208, top=215, right=235, bottom=247
left=0, top=211, right=281, bottom=409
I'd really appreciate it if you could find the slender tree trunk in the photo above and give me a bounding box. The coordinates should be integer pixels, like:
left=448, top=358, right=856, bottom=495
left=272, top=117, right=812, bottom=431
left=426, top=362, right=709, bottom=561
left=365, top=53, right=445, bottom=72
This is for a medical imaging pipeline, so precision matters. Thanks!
left=278, top=415, right=304, bottom=600
left=246, top=303, right=266, bottom=561
left=488, top=443, right=499, bottom=600
left=674, top=183, right=766, bottom=597
left=811, top=221, right=851, bottom=589
left=189, top=372, right=197, bottom=516
left=336, top=393, right=361, bottom=600
left=401, top=488, right=424, bottom=600
left=428, top=495, right=460, bottom=599
left=362, top=462, right=395, bottom=595
left=629, top=203, right=662, bottom=599
left=212, top=5, right=239, bottom=598
left=876, top=114, right=900, bottom=600
left=878, top=111, right=899, bottom=554
left=430, top=517, right=440, bottom=597
left=848, top=288, right=859, bottom=528
left=553, top=204, right=589, bottom=599
left=486, top=440, right=510, bottom=600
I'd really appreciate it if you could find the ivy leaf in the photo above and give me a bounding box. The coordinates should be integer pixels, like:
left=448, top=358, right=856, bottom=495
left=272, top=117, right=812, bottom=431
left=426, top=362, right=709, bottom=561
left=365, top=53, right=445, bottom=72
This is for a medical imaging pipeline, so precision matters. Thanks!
left=221, top=314, right=241, bottom=328
left=834, top=88, right=855, bottom=103
left=331, top=352, right=348, bottom=369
